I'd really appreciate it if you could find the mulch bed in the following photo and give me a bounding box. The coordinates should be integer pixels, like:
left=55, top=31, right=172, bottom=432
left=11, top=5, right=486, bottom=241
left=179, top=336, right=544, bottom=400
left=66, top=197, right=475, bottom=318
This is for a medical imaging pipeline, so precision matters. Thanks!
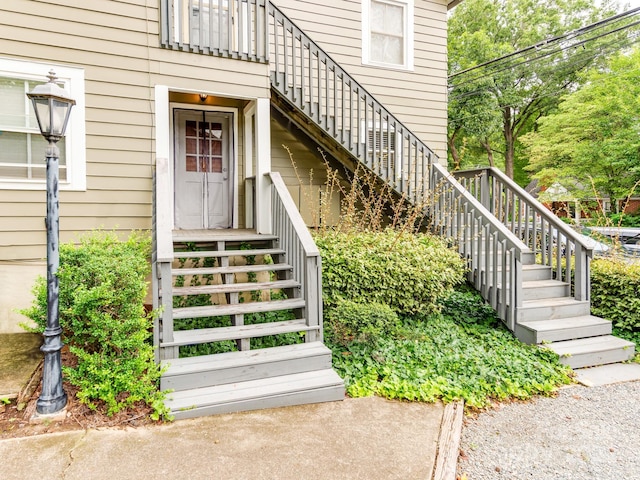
left=0, top=348, right=158, bottom=440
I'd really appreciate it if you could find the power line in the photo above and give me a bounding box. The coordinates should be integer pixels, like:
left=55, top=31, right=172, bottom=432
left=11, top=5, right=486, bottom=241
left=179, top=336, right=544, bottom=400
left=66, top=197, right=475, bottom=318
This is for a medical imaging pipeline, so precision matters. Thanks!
left=449, top=28, right=640, bottom=100
left=449, top=21, right=640, bottom=95
left=449, top=6, right=640, bottom=81
left=448, top=61, right=640, bottom=126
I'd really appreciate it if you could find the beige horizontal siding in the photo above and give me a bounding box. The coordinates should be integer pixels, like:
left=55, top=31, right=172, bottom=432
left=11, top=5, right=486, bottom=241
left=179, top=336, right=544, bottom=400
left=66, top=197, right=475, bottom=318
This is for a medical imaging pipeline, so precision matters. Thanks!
left=274, top=0, right=448, bottom=159
left=0, top=0, right=269, bottom=260
left=271, top=118, right=342, bottom=227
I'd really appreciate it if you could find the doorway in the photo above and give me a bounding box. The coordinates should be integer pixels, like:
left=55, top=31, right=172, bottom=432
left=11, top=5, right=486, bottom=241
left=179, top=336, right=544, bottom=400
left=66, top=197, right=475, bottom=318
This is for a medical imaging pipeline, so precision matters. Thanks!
left=173, top=109, right=234, bottom=229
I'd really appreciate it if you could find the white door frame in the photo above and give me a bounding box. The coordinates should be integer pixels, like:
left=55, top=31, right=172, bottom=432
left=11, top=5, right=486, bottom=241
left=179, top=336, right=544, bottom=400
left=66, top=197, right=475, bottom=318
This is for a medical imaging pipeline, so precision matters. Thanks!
left=155, top=86, right=270, bottom=232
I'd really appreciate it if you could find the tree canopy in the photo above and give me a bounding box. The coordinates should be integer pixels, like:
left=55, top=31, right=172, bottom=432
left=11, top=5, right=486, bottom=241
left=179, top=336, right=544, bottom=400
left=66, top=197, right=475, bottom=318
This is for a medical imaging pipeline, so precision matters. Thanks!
left=448, top=0, right=625, bottom=183
left=522, top=47, right=640, bottom=209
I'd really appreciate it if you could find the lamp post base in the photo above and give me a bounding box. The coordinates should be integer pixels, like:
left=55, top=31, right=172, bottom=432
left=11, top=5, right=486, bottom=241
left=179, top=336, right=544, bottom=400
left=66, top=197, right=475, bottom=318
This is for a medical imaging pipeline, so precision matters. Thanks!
left=36, top=393, right=68, bottom=415
left=31, top=406, right=68, bottom=423
left=36, top=332, right=67, bottom=415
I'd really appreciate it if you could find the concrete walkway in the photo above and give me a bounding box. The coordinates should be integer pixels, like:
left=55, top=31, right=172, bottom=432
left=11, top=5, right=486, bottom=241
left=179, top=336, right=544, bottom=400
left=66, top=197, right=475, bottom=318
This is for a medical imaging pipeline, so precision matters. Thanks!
left=1, top=396, right=445, bottom=480
left=1, top=332, right=462, bottom=480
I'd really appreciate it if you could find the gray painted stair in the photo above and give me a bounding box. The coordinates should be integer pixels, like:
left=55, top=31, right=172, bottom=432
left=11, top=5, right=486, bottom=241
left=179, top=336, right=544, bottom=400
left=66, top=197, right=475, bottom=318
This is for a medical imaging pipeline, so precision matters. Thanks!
left=171, top=279, right=300, bottom=296
left=161, top=342, right=334, bottom=391
left=517, top=297, right=591, bottom=322
left=158, top=231, right=344, bottom=419
left=546, top=335, right=635, bottom=369
left=521, top=264, right=553, bottom=281
left=515, top=316, right=612, bottom=344
left=163, top=319, right=318, bottom=347
left=172, top=263, right=293, bottom=276
left=172, top=297, right=305, bottom=320
left=173, top=247, right=286, bottom=258
left=166, top=369, right=345, bottom=419
left=522, top=279, right=570, bottom=300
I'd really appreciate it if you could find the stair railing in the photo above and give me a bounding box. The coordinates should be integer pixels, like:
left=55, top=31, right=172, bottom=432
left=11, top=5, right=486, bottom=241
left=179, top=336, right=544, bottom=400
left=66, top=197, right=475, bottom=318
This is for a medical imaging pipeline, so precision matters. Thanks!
left=268, top=3, right=433, bottom=205
left=160, top=0, right=269, bottom=62
left=268, top=171, right=323, bottom=341
left=266, top=3, right=533, bottom=331
left=431, top=163, right=528, bottom=330
left=152, top=157, right=176, bottom=362
left=454, top=167, right=593, bottom=302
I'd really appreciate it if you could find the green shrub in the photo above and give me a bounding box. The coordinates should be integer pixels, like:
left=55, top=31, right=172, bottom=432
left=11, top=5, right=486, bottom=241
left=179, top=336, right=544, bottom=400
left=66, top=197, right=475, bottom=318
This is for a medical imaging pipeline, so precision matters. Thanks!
left=326, top=300, right=400, bottom=346
left=591, top=258, right=640, bottom=344
left=329, top=307, right=572, bottom=408
left=315, top=229, right=466, bottom=315
left=608, top=212, right=640, bottom=228
left=21, top=231, right=169, bottom=419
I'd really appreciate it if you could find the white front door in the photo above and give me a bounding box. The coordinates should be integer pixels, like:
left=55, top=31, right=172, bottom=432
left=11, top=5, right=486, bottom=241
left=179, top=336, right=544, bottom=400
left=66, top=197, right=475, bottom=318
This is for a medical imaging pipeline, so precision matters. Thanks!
left=174, top=109, right=233, bottom=229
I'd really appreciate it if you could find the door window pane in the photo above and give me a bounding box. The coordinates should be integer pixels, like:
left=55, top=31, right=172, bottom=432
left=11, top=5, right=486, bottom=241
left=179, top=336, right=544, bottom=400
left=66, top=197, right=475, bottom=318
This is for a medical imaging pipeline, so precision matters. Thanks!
left=184, top=119, right=224, bottom=173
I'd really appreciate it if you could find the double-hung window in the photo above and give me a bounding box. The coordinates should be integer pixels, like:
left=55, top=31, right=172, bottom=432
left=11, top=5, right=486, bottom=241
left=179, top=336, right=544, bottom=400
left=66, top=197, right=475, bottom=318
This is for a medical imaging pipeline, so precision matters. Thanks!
left=362, top=0, right=414, bottom=70
left=0, top=58, right=85, bottom=190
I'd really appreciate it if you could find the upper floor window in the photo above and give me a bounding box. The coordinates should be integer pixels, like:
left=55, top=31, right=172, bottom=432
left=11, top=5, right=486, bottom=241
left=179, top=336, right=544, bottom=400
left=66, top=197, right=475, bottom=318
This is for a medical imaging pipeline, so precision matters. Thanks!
left=362, top=0, right=414, bottom=70
left=0, top=58, right=85, bottom=190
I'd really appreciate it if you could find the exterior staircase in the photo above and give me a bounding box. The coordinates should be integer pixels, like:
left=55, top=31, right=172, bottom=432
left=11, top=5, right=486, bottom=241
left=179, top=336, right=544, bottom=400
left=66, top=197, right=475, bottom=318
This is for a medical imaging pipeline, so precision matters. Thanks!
left=266, top=3, right=635, bottom=369
left=152, top=2, right=634, bottom=420
left=515, top=254, right=632, bottom=368
left=153, top=166, right=344, bottom=419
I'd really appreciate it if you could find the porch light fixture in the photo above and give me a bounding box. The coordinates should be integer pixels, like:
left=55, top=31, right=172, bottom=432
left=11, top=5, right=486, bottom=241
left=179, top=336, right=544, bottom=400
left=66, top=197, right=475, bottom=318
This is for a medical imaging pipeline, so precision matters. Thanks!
left=199, top=93, right=208, bottom=102
left=27, top=70, right=75, bottom=415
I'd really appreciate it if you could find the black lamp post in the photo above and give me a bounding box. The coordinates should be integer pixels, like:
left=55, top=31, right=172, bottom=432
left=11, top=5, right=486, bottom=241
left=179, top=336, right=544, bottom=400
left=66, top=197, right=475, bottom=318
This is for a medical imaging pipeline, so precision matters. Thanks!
left=27, top=70, right=75, bottom=415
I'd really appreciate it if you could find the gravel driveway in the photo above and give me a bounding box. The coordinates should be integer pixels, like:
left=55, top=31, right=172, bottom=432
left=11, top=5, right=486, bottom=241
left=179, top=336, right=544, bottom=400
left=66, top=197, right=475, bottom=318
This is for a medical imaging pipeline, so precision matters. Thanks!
left=457, top=380, right=640, bottom=480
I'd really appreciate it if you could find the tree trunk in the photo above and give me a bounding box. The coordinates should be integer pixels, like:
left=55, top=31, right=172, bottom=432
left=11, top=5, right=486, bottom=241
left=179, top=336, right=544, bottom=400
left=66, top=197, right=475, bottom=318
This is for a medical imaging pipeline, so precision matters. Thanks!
left=448, top=129, right=461, bottom=171
left=480, top=138, right=495, bottom=167
left=502, top=107, right=515, bottom=179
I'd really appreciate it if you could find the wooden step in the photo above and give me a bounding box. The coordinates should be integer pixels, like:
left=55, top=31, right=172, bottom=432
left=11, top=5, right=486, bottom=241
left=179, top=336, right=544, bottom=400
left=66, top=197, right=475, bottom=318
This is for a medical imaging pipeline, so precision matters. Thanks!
left=165, top=369, right=345, bottom=419
left=490, top=263, right=552, bottom=282
left=173, top=248, right=285, bottom=259
left=162, top=319, right=315, bottom=348
left=521, top=251, right=536, bottom=265
left=515, top=316, right=612, bottom=344
left=521, top=264, right=553, bottom=281
left=172, top=263, right=292, bottom=276
left=173, top=230, right=278, bottom=243
left=546, top=335, right=636, bottom=369
left=517, top=297, right=590, bottom=322
left=161, top=342, right=333, bottom=391
left=172, top=297, right=305, bottom=320
left=522, top=279, right=570, bottom=301
left=170, top=279, right=300, bottom=297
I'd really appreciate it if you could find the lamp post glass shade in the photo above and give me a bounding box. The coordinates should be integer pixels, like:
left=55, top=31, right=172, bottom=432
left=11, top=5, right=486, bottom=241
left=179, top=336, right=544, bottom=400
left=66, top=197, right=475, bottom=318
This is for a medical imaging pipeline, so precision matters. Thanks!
left=27, top=70, right=75, bottom=143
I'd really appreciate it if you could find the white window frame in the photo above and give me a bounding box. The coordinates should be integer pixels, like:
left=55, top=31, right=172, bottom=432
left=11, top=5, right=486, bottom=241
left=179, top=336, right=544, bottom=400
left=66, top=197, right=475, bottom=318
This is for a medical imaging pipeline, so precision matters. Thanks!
left=0, top=57, right=86, bottom=191
left=362, top=0, right=414, bottom=71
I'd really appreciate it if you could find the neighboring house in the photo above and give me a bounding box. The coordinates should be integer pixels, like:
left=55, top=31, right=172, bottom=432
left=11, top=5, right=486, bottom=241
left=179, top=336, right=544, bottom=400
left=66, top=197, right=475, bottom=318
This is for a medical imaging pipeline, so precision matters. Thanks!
left=0, top=0, right=633, bottom=417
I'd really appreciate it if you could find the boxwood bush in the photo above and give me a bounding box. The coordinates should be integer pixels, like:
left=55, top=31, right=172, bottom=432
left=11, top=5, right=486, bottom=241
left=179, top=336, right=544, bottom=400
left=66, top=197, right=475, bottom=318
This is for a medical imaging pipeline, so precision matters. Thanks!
left=21, top=231, right=169, bottom=419
left=591, top=258, right=640, bottom=345
left=325, top=299, right=400, bottom=346
left=315, top=229, right=466, bottom=315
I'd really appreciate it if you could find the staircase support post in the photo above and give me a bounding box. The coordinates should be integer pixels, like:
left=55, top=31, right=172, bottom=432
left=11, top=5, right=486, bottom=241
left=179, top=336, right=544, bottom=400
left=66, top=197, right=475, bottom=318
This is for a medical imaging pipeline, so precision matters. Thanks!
left=254, top=97, right=272, bottom=234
